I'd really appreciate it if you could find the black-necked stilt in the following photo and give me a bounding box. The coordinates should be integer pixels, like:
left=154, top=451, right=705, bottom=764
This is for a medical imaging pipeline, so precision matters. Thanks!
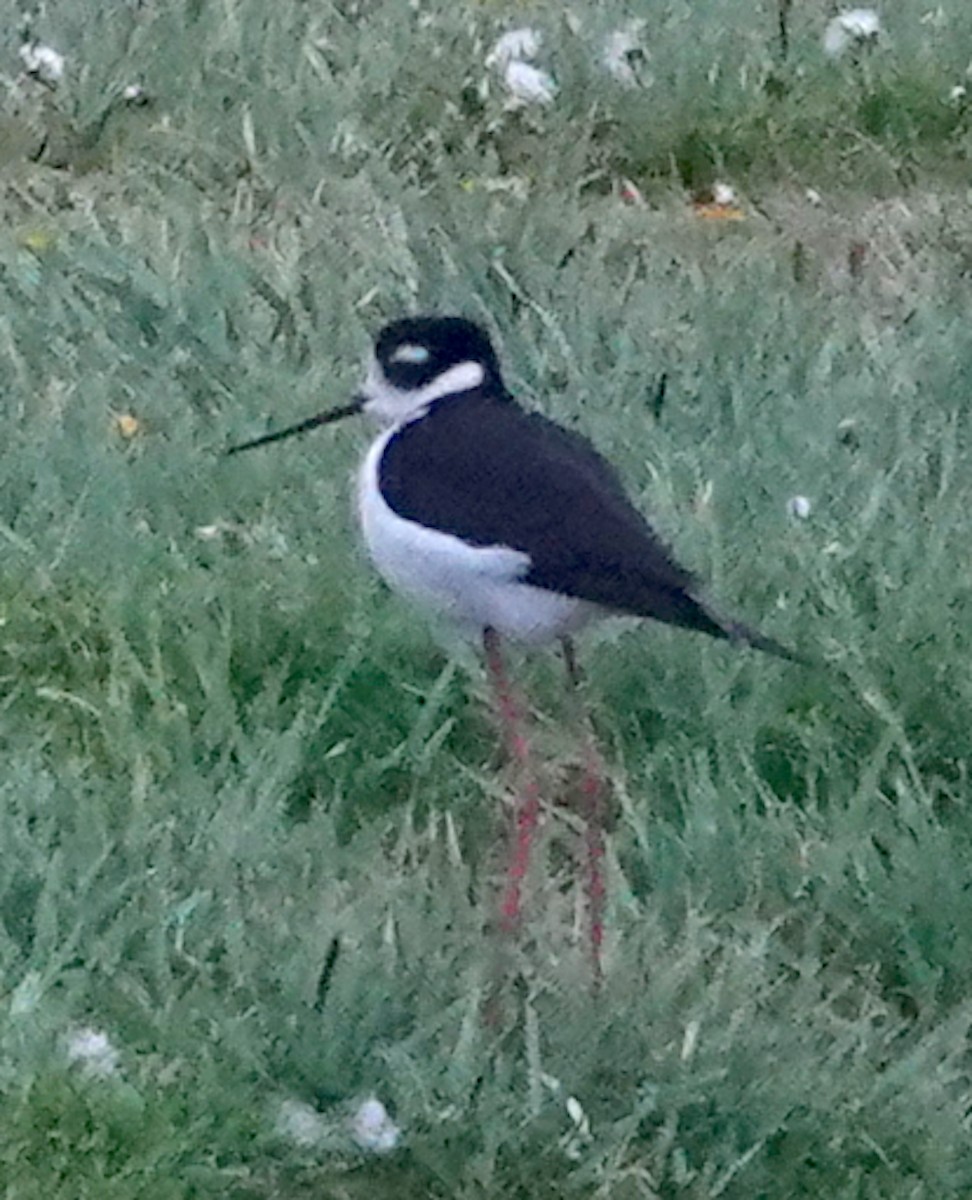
left=228, top=316, right=801, bottom=983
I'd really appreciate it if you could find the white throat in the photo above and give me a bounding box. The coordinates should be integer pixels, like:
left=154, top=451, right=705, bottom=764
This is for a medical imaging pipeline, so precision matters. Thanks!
left=359, top=358, right=486, bottom=426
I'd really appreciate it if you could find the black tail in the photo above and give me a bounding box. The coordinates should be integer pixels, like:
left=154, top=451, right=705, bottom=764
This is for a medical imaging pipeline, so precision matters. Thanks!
left=673, top=587, right=805, bottom=663
left=722, top=618, right=808, bottom=664
left=606, top=582, right=806, bottom=664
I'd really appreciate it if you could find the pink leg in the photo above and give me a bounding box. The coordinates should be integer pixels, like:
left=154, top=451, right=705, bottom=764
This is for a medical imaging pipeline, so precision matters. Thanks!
left=483, top=626, right=542, bottom=936
left=562, top=637, right=606, bottom=989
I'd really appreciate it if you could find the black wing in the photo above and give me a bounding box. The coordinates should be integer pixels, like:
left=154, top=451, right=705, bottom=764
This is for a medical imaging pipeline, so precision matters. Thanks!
left=379, top=392, right=795, bottom=657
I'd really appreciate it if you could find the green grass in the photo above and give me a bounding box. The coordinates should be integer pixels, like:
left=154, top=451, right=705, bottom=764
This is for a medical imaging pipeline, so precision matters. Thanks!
left=2, top=1, right=972, bottom=1196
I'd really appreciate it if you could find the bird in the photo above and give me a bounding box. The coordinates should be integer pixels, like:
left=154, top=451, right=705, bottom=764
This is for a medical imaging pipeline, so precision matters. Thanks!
left=227, top=315, right=801, bottom=984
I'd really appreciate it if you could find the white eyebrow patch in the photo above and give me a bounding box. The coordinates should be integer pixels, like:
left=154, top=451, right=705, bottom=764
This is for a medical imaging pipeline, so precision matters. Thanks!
left=389, top=343, right=431, bottom=365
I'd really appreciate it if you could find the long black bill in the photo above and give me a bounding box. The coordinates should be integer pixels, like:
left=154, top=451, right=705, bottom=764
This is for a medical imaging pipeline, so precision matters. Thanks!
left=225, top=397, right=363, bottom=456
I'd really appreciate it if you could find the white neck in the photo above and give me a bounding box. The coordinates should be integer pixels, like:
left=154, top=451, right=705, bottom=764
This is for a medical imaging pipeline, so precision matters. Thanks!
left=360, top=359, right=486, bottom=426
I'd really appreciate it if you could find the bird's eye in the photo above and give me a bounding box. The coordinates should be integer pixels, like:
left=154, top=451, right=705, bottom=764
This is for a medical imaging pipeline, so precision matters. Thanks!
left=390, top=343, right=430, bottom=365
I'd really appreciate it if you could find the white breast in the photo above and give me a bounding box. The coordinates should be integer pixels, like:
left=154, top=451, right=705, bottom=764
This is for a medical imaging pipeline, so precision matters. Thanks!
left=357, top=432, right=593, bottom=646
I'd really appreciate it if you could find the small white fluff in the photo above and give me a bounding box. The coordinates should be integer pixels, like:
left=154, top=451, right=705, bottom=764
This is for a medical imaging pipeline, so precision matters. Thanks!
left=65, top=1026, right=120, bottom=1078
left=712, top=181, right=737, bottom=206
left=18, top=41, right=65, bottom=84
left=275, top=1099, right=327, bottom=1148
left=787, top=495, right=812, bottom=520
left=350, top=1096, right=401, bottom=1154
left=502, top=59, right=557, bottom=107
left=823, top=9, right=881, bottom=59
left=486, top=28, right=542, bottom=69
left=602, top=20, right=646, bottom=87
left=485, top=27, right=556, bottom=107
left=565, top=1095, right=590, bottom=1135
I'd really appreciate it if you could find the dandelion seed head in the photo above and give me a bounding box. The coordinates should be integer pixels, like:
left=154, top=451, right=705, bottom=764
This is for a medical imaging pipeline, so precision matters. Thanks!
left=840, top=8, right=881, bottom=38
left=350, top=1096, right=401, bottom=1154
left=823, top=9, right=881, bottom=59
left=602, top=20, right=647, bottom=88
left=275, top=1099, right=326, bottom=1148
left=18, top=41, right=65, bottom=83
left=502, top=59, right=556, bottom=106
left=486, top=28, right=542, bottom=69
left=65, top=1026, right=120, bottom=1078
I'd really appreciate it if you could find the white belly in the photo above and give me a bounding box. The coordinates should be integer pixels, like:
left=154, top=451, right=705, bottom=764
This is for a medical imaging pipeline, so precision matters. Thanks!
left=357, top=433, right=594, bottom=646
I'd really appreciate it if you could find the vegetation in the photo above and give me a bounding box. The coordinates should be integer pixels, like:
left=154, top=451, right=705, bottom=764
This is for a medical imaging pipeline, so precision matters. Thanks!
left=2, top=0, right=972, bottom=1195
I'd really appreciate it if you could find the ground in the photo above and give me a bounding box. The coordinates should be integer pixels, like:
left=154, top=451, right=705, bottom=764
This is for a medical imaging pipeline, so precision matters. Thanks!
left=1, top=1, right=972, bottom=1197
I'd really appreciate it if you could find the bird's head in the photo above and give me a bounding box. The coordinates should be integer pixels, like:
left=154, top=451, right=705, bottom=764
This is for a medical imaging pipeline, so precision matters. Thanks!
left=225, top=316, right=504, bottom=455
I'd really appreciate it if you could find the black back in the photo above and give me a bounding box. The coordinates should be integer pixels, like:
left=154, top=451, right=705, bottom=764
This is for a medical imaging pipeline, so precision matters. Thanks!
left=378, top=388, right=733, bottom=640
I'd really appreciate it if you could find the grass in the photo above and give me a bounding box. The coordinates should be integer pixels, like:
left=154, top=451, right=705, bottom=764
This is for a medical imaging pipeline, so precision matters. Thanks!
left=2, top=0, right=972, bottom=1195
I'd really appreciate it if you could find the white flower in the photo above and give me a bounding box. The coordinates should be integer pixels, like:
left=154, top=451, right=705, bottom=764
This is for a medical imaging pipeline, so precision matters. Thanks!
left=501, top=59, right=556, bottom=107
left=18, top=41, right=65, bottom=84
left=65, top=1026, right=120, bottom=1078
left=602, top=20, right=646, bottom=87
left=823, top=9, right=881, bottom=59
left=350, top=1097, right=400, bottom=1154
left=787, top=495, right=812, bottom=520
left=712, top=181, right=737, bottom=206
left=275, top=1099, right=327, bottom=1148
left=486, top=28, right=542, bottom=69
